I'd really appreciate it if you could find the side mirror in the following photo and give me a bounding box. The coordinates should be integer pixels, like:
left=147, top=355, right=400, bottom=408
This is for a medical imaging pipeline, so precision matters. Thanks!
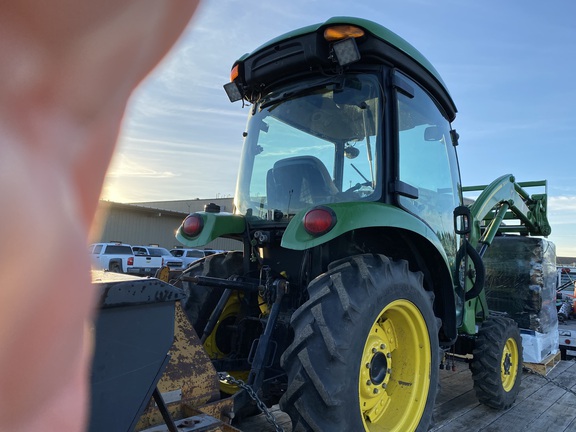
left=454, top=205, right=471, bottom=235
left=424, top=126, right=443, bottom=141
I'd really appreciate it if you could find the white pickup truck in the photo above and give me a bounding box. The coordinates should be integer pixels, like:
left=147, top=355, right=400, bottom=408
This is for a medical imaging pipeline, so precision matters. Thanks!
left=170, top=248, right=226, bottom=268
left=89, top=242, right=163, bottom=276
left=132, top=245, right=183, bottom=271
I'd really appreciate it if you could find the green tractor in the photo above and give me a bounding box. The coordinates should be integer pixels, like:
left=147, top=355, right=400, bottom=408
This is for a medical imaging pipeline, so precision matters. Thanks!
left=175, top=17, right=552, bottom=431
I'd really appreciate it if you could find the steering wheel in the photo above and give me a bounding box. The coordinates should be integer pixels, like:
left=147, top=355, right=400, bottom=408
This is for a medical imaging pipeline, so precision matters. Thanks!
left=346, top=181, right=372, bottom=193
left=337, top=181, right=373, bottom=200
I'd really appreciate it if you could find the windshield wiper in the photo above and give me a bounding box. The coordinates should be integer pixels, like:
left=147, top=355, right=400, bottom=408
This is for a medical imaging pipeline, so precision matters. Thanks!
left=361, top=103, right=375, bottom=188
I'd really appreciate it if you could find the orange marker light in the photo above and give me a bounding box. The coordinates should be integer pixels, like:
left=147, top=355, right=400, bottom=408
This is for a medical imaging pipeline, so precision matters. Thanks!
left=324, top=25, right=365, bottom=41
left=230, top=64, right=239, bottom=82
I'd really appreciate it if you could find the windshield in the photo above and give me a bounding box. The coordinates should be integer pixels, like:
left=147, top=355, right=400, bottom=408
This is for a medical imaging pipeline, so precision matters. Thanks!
left=234, top=74, right=382, bottom=223
left=148, top=247, right=171, bottom=257
left=104, top=245, right=132, bottom=255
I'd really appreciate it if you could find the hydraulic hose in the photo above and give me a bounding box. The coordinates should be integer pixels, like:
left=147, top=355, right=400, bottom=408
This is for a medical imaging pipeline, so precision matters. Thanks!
left=455, top=239, right=486, bottom=301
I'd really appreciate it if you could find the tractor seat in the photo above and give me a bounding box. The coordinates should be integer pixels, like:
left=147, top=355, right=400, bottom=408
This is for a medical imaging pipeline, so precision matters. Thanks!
left=266, top=156, right=338, bottom=214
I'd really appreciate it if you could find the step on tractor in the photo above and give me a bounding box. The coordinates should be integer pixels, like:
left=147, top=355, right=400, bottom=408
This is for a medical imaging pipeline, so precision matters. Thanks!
left=89, top=17, right=552, bottom=432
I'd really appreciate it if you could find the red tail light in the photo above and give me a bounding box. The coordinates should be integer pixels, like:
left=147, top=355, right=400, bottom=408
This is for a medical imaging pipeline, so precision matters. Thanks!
left=182, top=214, right=204, bottom=238
left=127, top=257, right=134, bottom=266
left=303, top=207, right=336, bottom=236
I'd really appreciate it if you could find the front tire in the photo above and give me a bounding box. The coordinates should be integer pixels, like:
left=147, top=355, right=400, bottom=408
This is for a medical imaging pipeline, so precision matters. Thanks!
left=280, top=254, right=439, bottom=432
left=471, top=316, right=522, bottom=410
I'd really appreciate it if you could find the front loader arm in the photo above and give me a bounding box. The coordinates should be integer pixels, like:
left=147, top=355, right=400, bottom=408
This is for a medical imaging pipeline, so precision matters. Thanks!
left=464, top=174, right=551, bottom=252
left=458, top=175, right=551, bottom=332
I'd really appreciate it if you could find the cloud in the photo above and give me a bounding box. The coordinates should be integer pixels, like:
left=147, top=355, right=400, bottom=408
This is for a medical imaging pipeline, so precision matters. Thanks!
left=549, top=196, right=576, bottom=217
left=105, top=153, right=179, bottom=179
left=102, top=132, right=241, bottom=203
left=550, top=195, right=576, bottom=209
left=545, top=196, right=576, bottom=256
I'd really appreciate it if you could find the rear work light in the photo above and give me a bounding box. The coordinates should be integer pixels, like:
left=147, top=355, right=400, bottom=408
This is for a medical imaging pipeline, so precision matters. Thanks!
left=224, top=81, right=242, bottom=102
left=303, top=206, right=337, bottom=236
left=182, top=214, right=204, bottom=238
left=332, top=38, right=360, bottom=66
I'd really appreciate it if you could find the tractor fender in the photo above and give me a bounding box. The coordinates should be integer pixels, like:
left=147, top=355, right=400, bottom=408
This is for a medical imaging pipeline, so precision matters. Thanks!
left=282, top=202, right=449, bottom=259
left=282, top=202, right=458, bottom=343
left=176, top=212, right=245, bottom=247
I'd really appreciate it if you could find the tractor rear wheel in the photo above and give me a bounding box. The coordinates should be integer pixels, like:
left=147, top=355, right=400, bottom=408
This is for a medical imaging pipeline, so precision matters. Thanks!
left=178, top=251, right=243, bottom=335
left=280, top=254, right=439, bottom=432
left=471, top=316, right=522, bottom=409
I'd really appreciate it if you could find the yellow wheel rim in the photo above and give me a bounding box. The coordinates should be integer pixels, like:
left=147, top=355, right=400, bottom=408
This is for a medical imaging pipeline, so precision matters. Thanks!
left=203, top=293, right=241, bottom=358
left=359, top=299, right=431, bottom=432
left=155, top=265, right=170, bottom=282
left=501, top=337, right=519, bottom=392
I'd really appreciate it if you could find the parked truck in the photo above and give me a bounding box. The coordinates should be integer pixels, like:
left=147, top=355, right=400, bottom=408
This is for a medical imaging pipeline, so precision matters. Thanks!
left=132, top=245, right=184, bottom=271
left=90, top=242, right=163, bottom=276
left=89, top=17, right=552, bottom=432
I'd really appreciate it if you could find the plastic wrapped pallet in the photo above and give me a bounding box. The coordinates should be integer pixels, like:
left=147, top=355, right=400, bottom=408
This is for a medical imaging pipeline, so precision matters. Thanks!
left=483, top=236, right=558, bottom=362
left=520, top=324, right=559, bottom=364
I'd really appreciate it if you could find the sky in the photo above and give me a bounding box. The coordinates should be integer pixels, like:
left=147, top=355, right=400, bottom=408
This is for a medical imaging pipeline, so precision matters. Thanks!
left=100, top=0, right=576, bottom=256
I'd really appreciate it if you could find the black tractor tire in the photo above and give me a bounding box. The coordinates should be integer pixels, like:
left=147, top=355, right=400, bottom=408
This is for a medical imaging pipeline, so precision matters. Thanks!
left=280, top=254, right=439, bottom=432
left=179, top=251, right=244, bottom=335
left=471, top=316, right=522, bottom=410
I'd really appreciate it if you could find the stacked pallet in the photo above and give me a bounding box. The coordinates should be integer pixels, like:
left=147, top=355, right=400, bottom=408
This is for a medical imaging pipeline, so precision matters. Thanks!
left=483, top=236, right=559, bottom=363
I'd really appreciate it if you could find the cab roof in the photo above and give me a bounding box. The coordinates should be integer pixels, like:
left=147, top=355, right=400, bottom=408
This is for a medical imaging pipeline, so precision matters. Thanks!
left=237, top=17, right=455, bottom=116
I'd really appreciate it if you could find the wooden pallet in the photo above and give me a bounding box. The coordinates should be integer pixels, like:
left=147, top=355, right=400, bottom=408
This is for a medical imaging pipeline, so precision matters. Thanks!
left=524, top=350, right=561, bottom=376
left=239, top=360, right=576, bottom=432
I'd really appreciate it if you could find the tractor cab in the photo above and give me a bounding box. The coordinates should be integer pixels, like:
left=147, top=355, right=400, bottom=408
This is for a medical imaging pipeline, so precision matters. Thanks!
left=176, top=18, right=463, bottom=252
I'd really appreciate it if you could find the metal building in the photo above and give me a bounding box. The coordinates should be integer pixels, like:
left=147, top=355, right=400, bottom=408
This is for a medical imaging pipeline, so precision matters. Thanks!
left=92, top=198, right=241, bottom=251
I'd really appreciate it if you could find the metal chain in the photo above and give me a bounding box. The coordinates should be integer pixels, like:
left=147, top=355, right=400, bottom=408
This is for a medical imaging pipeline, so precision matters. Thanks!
left=523, top=365, right=576, bottom=397
left=218, top=373, right=285, bottom=432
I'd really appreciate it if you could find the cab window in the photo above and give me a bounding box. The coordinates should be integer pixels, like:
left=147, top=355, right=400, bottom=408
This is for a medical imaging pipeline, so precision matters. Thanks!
left=395, top=72, right=460, bottom=241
